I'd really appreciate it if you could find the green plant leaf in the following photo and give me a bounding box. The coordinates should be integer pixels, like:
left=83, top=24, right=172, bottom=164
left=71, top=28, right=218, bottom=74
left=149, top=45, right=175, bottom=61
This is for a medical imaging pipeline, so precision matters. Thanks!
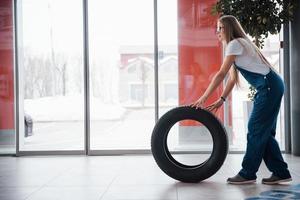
left=211, top=0, right=298, bottom=99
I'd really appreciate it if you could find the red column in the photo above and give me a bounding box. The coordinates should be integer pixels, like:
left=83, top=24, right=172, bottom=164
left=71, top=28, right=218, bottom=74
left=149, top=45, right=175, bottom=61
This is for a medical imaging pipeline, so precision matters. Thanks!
left=178, top=0, right=225, bottom=125
left=0, top=0, right=14, bottom=130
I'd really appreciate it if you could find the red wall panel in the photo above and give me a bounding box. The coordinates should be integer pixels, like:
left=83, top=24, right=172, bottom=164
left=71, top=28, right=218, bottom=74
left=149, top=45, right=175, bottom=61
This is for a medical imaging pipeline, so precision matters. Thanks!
left=0, top=0, right=14, bottom=130
left=178, top=0, right=224, bottom=125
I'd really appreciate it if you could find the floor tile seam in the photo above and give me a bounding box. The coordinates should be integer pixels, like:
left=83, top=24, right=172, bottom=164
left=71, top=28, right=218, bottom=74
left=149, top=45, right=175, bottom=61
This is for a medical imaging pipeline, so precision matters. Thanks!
left=98, top=171, right=122, bottom=200
left=23, top=165, right=75, bottom=200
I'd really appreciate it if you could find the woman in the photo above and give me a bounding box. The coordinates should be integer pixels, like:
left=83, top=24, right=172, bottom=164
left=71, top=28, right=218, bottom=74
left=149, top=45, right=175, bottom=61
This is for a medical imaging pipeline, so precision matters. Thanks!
left=191, top=15, right=292, bottom=185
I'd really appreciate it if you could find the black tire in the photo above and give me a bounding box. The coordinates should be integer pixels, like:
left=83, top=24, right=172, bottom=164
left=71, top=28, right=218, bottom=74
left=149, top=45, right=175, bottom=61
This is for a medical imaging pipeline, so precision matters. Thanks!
left=151, top=106, right=228, bottom=183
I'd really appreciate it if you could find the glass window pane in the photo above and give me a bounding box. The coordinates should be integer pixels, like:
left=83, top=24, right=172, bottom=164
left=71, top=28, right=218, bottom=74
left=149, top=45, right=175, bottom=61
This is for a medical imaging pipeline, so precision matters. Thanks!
left=231, top=33, right=284, bottom=150
left=17, top=0, right=84, bottom=151
left=88, top=0, right=155, bottom=150
left=159, top=0, right=225, bottom=151
left=158, top=0, right=178, bottom=112
left=158, top=1, right=285, bottom=152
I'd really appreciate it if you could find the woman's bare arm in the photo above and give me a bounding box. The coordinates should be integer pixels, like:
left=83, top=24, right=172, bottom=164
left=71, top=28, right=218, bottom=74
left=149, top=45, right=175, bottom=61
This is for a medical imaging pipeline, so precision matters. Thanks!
left=221, top=67, right=236, bottom=99
left=191, top=55, right=236, bottom=108
left=202, top=55, right=236, bottom=100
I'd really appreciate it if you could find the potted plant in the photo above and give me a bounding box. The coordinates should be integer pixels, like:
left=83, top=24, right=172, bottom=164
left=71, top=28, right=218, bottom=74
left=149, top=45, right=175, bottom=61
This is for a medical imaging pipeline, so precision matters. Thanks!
left=212, top=0, right=298, bottom=47
left=211, top=0, right=297, bottom=131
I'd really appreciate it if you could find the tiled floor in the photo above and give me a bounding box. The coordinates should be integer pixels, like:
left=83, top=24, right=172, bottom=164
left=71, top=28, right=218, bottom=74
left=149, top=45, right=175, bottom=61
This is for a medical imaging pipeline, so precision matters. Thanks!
left=0, top=154, right=299, bottom=200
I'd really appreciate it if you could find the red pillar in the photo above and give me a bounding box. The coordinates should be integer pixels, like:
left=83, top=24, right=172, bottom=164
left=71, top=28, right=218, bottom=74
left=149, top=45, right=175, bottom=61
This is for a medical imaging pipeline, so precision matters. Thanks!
left=0, top=0, right=14, bottom=131
left=178, top=0, right=225, bottom=125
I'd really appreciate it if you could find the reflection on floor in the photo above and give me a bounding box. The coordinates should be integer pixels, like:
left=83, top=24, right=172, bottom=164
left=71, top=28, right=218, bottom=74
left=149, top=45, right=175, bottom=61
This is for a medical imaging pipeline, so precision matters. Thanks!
left=0, top=154, right=299, bottom=200
left=247, top=184, right=300, bottom=200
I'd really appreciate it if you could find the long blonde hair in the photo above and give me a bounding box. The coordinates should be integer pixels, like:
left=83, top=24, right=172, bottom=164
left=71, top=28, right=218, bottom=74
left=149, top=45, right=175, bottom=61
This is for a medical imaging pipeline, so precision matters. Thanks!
left=218, top=15, right=275, bottom=85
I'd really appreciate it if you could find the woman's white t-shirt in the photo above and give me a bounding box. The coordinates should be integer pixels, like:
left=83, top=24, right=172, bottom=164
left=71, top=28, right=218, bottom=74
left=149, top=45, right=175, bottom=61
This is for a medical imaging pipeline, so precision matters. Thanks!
left=225, top=38, right=270, bottom=75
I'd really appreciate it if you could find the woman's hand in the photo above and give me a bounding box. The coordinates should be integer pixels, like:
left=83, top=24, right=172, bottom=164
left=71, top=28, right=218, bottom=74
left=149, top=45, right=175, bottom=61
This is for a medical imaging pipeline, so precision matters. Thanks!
left=206, top=98, right=224, bottom=113
left=190, top=95, right=207, bottom=109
